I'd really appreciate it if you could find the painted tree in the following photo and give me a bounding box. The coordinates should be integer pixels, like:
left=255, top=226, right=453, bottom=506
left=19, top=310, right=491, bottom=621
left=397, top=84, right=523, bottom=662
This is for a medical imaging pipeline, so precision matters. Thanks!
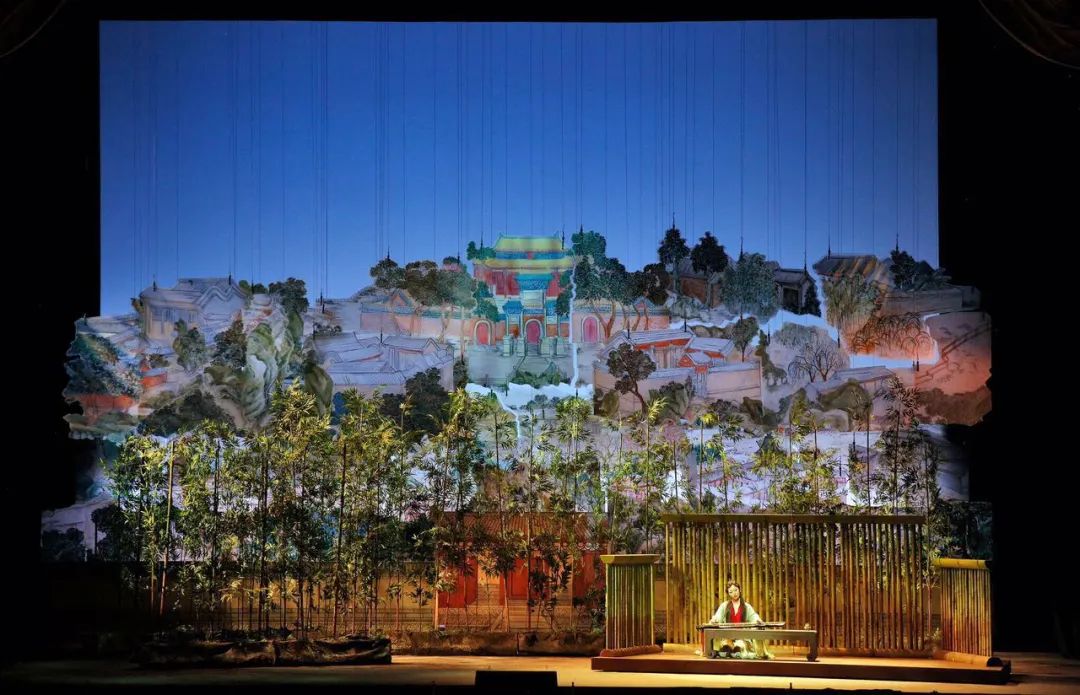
left=630, top=263, right=670, bottom=330
left=690, top=231, right=729, bottom=306
left=723, top=252, right=779, bottom=321
left=211, top=318, right=247, bottom=370
left=823, top=274, right=880, bottom=347
left=731, top=316, right=760, bottom=361
left=874, top=376, right=922, bottom=514
left=172, top=320, right=208, bottom=372
left=704, top=401, right=747, bottom=511
left=268, top=278, right=310, bottom=318
left=658, top=226, right=690, bottom=299
left=572, top=230, right=632, bottom=340
left=104, top=433, right=170, bottom=617
left=787, top=330, right=848, bottom=383
left=370, top=256, right=406, bottom=290
left=606, top=342, right=657, bottom=415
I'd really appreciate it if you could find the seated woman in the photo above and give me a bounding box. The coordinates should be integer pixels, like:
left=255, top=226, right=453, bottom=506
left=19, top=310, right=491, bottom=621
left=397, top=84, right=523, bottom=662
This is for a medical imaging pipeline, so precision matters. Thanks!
left=707, top=581, right=773, bottom=659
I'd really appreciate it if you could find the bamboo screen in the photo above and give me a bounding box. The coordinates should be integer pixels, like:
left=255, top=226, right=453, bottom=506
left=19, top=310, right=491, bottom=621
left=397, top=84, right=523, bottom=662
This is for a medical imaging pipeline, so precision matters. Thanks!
left=602, top=554, right=659, bottom=651
left=663, top=514, right=928, bottom=655
left=935, top=558, right=992, bottom=657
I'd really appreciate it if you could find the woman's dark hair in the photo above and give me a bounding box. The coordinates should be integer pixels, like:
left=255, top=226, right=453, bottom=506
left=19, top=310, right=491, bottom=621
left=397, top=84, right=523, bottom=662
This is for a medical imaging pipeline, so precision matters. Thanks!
left=726, top=580, right=742, bottom=593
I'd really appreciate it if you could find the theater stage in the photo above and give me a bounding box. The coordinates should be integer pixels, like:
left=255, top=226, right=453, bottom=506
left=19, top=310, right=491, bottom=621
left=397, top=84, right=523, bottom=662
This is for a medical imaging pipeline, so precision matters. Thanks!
left=591, top=648, right=1011, bottom=686
left=4, top=652, right=1077, bottom=693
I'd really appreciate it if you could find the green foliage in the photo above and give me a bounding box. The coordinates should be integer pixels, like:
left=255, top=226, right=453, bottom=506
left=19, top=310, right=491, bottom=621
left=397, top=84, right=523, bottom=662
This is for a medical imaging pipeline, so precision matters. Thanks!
left=801, top=275, right=822, bottom=316
left=40, top=528, right=87, bottom=562
left=465, top=240, right=495, bottom=260
left=823, top=274, right=880, bottom=345
left=140, top=389, right=233, bottom=435
left=606, top=343, right=657, bottom=414
left=723, top=253, right=779, bottom=321
left=172, top=320, right=208, bottom=372
left=267, top=278, right=310, bottom=319
left=268, top=277, right=310, bottom=318
left=648, top=381, right=692, bottom=422
left=889, top=249, right=951, bottom=291
left=472, top=282, right=500, bottom=322
left=370, top=256, right=406, bottom=290
left=300, top=351, right=334, bottom=415
left=90, top=503, right=137, bottom=561
left=453, top=358, right=469, bottom=390
left=509, top=362, right=566, bottom=387
left=64, top=332, right=143, bottom=397
left=658, top=226, right=690, bottom=274
left=690, top=231, right=729, bottom=305
left=211, top=318, right=247, bottom=370
left=731, top=316, right=759, bottom=360
left=380, top=368, right=449, bottom=438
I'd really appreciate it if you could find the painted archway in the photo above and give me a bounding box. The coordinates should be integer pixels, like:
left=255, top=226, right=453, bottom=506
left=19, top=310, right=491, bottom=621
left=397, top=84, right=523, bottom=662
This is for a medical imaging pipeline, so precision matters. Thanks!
left=474, top=320, right=492, bottom=346
left=525, top=319, right=543, bottom=346
left=582, top=316, right=600, bottom=343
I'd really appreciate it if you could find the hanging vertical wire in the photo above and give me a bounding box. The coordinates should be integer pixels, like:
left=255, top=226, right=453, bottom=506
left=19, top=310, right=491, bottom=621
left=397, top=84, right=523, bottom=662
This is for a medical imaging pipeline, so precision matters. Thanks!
left=895, top=24, right=901, bottom=254
left=764, top=24, right=772, bottom=263
left=457, top=23, right=463, bottom=259
left=540, top=24, right=546, bottom=235
left=636, top=26, right=644, bottom=263
left=803, top=22, right=808, bottom=270
left=654, top=25, right=662, bottom=236
left=233, top=22, right=240, bottom=282
left=505, top=25, right=510, bottom=236
left=837, top=23, right=844, bottom=259
left=740, top=23, right=745, bottom=257
left=432, top=25, right=437, bottom=260
left=247, top=23, right=255, bottom=286
left=688, top=25, right=696, bottom=244
left=478, top=23, right=485, bottom=250
left=132, top=28, right=139, bottom=299
left=309, top=24, right=318, bottom=296
left=528, top=24, right=534, bottom=235
left=773, top=24, right=782, bottom=270
left=488, top=24, right=495, bottom=241
left=913, top=23, right=920, bottom=261
left=561, top=25, right=567, bottom=237
left=623, top=25, right=631, bottom=264
left=323, top=22, right=329, bottom=296
left=826, top=23, right=834, bottom=261
left=579, top=24, right=584, bottom=230
left=150, top=24, right=158, bottom=287
left=847, top=23, right=854, bottom=255
left=400, top=23, right=406, bottom=265
left=280, top=25, right=286, bottom=281
left=255, top=24, right=262, bottom=286
left=175, top=49, right=181, bottom=282
left=871, top=20, right=877, bottom=256
left=711, top=26, right=717, bottom=240
left=603, top=25, right=609, bottom=237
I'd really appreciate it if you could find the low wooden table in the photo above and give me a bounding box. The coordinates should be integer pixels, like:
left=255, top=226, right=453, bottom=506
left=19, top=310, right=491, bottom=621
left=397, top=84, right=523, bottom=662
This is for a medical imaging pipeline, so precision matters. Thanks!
left=698, top=623, right=819, bottom=662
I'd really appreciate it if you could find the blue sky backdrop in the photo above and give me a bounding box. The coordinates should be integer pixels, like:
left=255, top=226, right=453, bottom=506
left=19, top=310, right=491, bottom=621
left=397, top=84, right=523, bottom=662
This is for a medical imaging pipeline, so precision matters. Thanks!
left=100, top=20, right=937, bottom=316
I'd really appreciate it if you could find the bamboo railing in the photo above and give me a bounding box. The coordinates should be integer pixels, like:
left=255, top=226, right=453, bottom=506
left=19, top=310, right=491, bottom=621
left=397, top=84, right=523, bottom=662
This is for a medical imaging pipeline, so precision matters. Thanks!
left=663, top=514, right=928, bottom=656
left=601, top=554, right=661, bottom=656
left=935, top=558, right=993, bottom=659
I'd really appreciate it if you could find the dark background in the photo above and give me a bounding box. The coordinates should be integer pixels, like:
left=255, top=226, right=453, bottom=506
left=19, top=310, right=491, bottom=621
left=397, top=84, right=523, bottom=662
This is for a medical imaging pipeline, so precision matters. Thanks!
left=4, top=1, right=1076, bottom=661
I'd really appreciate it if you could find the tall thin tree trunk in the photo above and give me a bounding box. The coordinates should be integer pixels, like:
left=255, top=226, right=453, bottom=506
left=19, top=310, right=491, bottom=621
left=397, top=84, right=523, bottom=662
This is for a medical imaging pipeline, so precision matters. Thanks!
left=159, top=442, right=175, bottom=617
left=333, top=440, right=348, bottom=637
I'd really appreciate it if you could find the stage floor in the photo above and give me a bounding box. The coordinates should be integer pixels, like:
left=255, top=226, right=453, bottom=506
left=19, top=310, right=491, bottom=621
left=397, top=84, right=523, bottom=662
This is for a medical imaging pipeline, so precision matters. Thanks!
left=3, top=652, right=1078, bottom=692
left=592, top=649, right=1009, bottom=685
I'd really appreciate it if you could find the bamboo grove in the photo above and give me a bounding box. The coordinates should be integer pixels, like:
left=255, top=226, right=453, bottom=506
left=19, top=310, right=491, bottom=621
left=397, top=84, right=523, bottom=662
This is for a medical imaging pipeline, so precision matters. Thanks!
left=95, top=375, right=959, bottom=638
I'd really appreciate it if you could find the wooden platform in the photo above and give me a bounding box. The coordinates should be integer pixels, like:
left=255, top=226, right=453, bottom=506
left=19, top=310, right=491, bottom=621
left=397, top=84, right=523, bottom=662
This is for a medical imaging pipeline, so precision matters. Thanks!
left=590, top=650, right=1011, bottom=685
